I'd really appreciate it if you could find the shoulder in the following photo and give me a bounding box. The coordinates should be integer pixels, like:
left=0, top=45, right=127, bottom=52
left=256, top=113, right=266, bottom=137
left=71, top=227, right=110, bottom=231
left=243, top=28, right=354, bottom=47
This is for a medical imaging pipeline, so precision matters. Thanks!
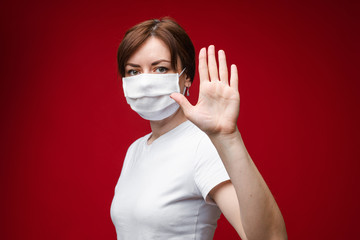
left=181, top=120, right=208, bottom=141
left=125, top=133, right=150, bottom=154
left=181, top=121, right=221, bottom=165
left=174, top=121, right=217, bottom=157
left=121, top=133, right=151, bottom=173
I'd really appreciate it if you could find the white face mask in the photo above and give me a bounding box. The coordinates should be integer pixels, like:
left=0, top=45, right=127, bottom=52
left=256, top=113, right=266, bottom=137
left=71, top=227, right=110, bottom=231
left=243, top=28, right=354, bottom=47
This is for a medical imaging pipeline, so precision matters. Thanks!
left=122, top=69, right=186, bottom=121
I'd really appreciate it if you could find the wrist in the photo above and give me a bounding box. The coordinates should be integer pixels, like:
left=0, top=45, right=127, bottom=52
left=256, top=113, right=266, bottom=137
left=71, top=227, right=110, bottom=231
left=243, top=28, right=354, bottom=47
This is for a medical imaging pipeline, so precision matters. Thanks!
left=208, top=127, right=243, bottom=146
left=208, top=127, right=251, bottom=164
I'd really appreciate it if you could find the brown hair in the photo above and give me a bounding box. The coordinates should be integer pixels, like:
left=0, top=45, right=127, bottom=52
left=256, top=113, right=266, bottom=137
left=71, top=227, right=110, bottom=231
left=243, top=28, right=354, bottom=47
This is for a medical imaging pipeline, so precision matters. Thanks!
left=117, top=17, right=195, bottom=82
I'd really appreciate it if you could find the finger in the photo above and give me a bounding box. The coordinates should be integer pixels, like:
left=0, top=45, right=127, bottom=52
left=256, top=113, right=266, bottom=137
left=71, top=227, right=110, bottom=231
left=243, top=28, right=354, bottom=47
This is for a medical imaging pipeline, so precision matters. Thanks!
left=208, top=45, right=219, bottom=81
left=230, top=64, right=239, bottom=92
left=198, top=48, right=209, bottom=83
left=218, top=50, right=228, bottom=85
left=170, top=92, right=194, bottom=118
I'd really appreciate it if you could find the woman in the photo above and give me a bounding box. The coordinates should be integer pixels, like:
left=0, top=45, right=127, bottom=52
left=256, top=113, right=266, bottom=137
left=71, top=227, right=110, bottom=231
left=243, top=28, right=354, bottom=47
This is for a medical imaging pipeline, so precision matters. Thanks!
left=110, top=18, right=287, bottom=240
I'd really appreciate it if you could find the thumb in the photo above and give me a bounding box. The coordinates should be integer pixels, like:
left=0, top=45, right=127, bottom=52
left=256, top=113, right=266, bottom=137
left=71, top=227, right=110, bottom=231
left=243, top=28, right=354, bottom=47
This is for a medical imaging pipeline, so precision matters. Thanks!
left=170, top=92, right=193, bottom=117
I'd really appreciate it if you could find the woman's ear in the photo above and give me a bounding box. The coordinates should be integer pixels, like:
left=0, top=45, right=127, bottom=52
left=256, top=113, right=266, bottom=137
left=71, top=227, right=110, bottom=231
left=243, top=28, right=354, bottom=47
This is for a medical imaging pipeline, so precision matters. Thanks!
left=185, top=75, right=192, bottom=87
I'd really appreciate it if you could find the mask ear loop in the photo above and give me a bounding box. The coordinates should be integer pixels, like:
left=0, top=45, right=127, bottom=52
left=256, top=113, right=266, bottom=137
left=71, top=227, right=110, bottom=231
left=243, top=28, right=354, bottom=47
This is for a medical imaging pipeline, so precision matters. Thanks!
left=179, top=67, right=186, bottom=77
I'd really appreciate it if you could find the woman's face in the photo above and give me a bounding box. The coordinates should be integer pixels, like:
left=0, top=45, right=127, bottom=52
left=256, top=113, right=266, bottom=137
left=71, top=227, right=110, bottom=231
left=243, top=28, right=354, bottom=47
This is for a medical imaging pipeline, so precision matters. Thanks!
left=125, top=36, right=191, bottom=89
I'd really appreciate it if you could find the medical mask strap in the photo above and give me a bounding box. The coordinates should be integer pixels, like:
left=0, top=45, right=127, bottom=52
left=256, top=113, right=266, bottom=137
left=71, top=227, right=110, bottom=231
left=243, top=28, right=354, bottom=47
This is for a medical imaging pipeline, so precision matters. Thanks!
left=179, top=68, right=186, bottom=77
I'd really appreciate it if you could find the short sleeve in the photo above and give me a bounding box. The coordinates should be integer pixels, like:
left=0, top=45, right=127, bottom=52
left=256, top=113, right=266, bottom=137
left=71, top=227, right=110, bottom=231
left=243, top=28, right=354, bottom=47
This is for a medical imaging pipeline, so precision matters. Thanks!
left=194, top=134, right=230, bottom=205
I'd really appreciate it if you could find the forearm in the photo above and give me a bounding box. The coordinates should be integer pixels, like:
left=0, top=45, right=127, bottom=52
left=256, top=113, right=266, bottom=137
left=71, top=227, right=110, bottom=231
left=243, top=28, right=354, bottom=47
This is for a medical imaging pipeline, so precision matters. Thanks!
left=209, top=129, right=287, bottom=240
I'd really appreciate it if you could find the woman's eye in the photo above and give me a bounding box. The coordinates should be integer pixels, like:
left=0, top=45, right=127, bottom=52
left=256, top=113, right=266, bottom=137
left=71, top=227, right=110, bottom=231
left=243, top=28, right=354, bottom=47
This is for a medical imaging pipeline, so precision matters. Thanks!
left=127, top=69, right=139, bottom=76
left=155, top=67, right=168, bottom=73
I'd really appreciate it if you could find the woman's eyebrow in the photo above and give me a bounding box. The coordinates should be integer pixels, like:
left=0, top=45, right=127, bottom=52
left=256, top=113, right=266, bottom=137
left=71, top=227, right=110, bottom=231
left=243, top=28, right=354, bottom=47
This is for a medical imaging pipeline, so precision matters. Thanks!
left=125, top=60, right=171, bottom=68
left=125, top=63, right=140, bottom=67
left=151, top=59, right=171, bottom=66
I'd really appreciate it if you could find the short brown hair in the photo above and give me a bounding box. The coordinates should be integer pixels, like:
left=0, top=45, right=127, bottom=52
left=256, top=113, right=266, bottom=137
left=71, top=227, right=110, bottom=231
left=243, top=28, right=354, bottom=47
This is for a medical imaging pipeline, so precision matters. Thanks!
left=117, top=17, right=195, bottom=82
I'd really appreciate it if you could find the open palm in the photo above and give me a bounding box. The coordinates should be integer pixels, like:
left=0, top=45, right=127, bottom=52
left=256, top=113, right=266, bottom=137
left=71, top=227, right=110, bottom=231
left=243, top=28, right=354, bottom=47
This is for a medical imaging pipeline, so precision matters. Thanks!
left=171, top=45, right=240, bottom=136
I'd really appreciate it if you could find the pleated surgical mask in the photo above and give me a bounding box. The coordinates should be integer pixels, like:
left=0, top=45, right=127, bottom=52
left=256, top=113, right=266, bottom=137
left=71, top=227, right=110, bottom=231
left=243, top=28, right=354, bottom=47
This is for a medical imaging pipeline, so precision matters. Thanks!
left=122, top=69, right=186, bottom=121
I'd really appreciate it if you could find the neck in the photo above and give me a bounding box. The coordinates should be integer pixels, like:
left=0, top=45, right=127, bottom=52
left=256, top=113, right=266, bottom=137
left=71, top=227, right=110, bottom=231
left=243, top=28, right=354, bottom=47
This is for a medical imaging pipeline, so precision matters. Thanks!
left=148, top=109, right=187, bottom=144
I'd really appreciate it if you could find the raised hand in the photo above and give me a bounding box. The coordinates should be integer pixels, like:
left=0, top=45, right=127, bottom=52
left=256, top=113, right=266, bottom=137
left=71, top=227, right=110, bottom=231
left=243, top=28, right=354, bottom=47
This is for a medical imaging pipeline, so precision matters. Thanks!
left=171, top=45, right=240, bottom=136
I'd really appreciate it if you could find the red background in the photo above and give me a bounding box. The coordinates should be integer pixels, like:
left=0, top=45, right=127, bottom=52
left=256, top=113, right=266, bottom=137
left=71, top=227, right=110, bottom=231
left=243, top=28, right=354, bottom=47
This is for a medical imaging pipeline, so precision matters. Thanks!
left=1, top=0, right=359, bottom=239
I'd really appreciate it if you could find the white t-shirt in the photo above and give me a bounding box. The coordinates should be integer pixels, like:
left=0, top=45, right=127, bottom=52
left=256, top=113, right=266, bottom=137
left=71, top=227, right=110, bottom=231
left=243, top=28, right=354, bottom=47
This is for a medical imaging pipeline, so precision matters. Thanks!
left=110, top=121, right=230, bottom=240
